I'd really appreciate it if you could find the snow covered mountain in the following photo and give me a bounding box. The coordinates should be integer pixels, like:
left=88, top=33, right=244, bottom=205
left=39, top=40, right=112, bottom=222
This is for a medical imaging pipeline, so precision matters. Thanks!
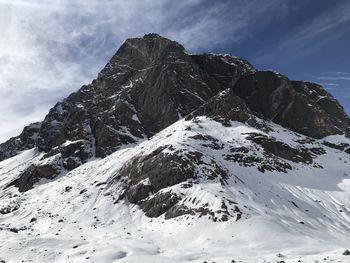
left=1, top=33, right=350, bottom=263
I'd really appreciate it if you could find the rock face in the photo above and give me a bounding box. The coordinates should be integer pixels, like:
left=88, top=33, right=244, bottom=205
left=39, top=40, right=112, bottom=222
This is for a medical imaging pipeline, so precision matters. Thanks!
left=0, top=122, right=41, bottom=161
left=12, top=34, right=255, bottom=161
left=231, top=71, right=350, bottom=138
left=121, top=146, right=195, bottom=193
left=191, top=53, right=255, bottom=89
left=186, top=88, right=266, bottom=130
left=1, top=33, right=349, bottom=194
left=34, top=33, right=254, bottom=162
left=119, top=143, right=232, bottom=220
left=7, top=163, right=60, bottom=192
left=245, top=133, right=313, bottom=164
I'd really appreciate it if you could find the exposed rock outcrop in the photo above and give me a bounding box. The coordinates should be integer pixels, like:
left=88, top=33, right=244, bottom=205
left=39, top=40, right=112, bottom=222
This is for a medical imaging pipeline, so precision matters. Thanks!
left=7, top=159, right=61, bottom=192
left=231, top=71, right=350, bottom=138
left=0, top=122, right=41, bottom=161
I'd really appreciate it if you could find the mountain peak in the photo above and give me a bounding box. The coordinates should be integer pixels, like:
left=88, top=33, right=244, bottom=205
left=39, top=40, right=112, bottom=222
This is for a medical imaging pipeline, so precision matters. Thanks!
left=142, top=32, right=165, bottom=39
left=0, top=33, right=349, bottom=188
left=115, top=33, right=186, bottom=64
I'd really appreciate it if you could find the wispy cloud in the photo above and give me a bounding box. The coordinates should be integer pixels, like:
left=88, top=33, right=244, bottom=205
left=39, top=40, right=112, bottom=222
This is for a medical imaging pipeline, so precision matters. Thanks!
left=0, top=0, right=290, bottom=142
left=322, top=83, right=340, bottom=86
left=318, top=76, right=350, bottom=81
left=324, top=71, right=349, bottom=75
left=280, top=2, right=350, bottom=49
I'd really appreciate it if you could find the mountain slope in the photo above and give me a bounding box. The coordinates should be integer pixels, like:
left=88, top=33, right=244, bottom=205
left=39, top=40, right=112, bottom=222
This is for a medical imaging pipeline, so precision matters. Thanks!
left=1, top=116, right=350, bottom=262
left=0, top=33, right=350, bottom=262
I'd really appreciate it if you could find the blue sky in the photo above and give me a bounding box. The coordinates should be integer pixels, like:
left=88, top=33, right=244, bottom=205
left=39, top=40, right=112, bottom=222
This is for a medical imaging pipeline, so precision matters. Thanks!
left=0, top=0, right=349, bottom=142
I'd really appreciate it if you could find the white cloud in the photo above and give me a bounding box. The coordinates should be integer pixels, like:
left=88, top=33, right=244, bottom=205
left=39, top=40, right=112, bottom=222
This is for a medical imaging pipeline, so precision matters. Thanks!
left=322, top=83, right=340, bottom=86
left=324, top=71, right=349, bottom=75
left=0, top=0, right=289, bottom=142
left=318, top=76, right=350, bottom=81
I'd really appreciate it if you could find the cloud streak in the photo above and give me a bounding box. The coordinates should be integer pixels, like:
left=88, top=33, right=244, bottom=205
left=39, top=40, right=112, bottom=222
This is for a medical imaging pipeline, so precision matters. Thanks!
left=280, top=2, right=350, bottom=49
left=324, top=71, right=349, bottom=75
left=322, top=83, right=340, bottom=86
left=318, top=76, right=350, bottom=81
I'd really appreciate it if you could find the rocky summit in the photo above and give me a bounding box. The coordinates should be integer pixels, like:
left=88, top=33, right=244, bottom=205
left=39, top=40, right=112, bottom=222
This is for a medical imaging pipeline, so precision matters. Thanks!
left=0, top=33, right=350, bottom=262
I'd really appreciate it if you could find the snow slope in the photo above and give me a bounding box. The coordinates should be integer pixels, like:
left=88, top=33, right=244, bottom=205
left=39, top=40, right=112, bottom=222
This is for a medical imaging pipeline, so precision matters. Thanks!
left=1, top=117, right=350, bottom=262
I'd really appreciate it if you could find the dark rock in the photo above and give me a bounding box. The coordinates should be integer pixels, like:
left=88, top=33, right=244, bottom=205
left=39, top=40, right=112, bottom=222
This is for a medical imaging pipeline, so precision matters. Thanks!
left=225, top=145, right=293, bottom=173
left=7, top=162, right=61, bottom=192
left=9, top=228, right=18, bottom=233
left=127, top=183, right=154, bottom=204
left=322, top=141, right=350, bottom=155
left=245, top=133, right=313, bottom=164
left=322, top=141, right=349, bottom=150
left=63, top=157, right=82, bottom=171
left=118, top=144, right=234, bottom=219
left=0, top=203, right=19, bottom=215
left=30, top=217, right=37, bottom=223
left=188, top=89, right=250, bottom=124
left=190, top=134, right=224, bottom=150
left=139, top=192, right=180, bottom=217
left=231, top=71, right=350, bottom=138
left=187, top=87, right=271, bottom=134
left=257, top=160, right=292, bottom=173
left=120, top=146, right=195, bottom=191
left=221, top=214, right=229, bottom=221
left=42, top=140, right=91, bottom=171
left=225, top=149, right=261, bottom=167
left=291, top=201, right=299, bottom=208
left=309, top=147, right=326, bottom=155
left=343, top=249, right=350, bottom=255
left=191, top=53, right=255, bottom=89
left=0, top=122, right=41, bottom=161
left=164, top=204, right=196, bottom=219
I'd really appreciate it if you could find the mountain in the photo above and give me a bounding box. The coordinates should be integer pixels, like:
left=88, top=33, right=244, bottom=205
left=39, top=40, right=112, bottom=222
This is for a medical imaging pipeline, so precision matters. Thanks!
left=0, top=33, right=350, bottom=262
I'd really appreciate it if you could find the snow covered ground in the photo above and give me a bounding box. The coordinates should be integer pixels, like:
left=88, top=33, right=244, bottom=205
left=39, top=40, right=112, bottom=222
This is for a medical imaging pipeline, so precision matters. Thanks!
left=1, top=117, right=350, bottom=263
